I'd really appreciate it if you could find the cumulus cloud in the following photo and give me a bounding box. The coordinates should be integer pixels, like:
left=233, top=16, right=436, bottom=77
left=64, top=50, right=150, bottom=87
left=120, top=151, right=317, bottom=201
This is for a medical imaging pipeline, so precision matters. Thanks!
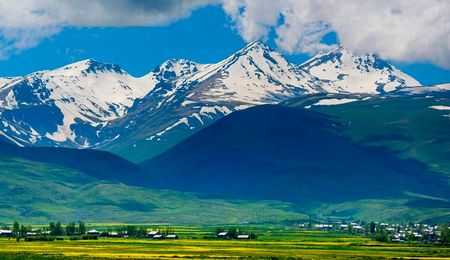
left=222, top=0, right=450, bottom=69
left=1, top=0, right=449, bottom=69
left=0, top=0, right=218, bottom=58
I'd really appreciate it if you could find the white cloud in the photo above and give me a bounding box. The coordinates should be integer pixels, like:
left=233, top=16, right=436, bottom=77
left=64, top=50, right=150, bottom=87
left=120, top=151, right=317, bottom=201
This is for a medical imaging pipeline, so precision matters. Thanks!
left=1, top=0, right=449, bottom=69
left=222, top=0, right=282, bottom=42
left=222, top=0, right=450, bottom=69
left=0, top=0, right=218, bottom=58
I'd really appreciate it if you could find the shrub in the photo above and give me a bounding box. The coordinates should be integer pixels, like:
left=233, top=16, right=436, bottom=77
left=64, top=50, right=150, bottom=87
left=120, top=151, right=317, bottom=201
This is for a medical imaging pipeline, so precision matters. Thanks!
left=82, top=235, right=98, bottom=240
left=24, top=236, right=55, bottom=242
left=373, top=231, right=388, bottom=242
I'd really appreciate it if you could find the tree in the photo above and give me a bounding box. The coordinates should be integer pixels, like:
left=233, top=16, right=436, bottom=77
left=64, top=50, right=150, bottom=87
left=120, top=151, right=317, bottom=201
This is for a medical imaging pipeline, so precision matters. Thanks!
left=137, top=227, right=148, bottom=237
left=126, top=225, right=138, bottom=237
left=65, top=221, right=77, bottom=236
left=54, top=222, right=63, bottom=236
left=407, top=233, right=416, bottom=242
left=78, top=221, right=86, bottom=235
left=374, top=230, right=388, bottom=242
left=440, top=224, right=450, bottom=244
left=12, top=221, right=20, bottom=237
left=49, top=222, right=56, bottom=235
left=369, top=222, right=376, bottom=234
left=307, top=215, right=313, bottom=229
left=20, top=225, right=28, bottom=236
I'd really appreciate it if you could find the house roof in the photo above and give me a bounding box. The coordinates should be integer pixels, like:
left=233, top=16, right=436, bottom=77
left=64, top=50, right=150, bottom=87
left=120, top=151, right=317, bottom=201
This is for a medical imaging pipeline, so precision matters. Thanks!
left=218, top=232, right=228, bottom=236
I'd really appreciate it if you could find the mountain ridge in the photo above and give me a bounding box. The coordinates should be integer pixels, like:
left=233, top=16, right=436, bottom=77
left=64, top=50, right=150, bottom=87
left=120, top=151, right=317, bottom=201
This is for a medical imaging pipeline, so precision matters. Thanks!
left=0, top=41, right=426, bottom=162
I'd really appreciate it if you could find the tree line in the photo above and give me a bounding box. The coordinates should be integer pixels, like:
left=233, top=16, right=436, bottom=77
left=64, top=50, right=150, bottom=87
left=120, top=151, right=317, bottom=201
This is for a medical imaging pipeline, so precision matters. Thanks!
left=7, top=220, right=87, bottom=237
left=1, top=221, right=178, bottom=240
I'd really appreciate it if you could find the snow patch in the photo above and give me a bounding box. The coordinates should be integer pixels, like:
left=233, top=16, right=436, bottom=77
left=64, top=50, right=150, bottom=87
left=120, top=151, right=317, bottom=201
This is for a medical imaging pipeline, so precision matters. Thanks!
left=0, top=130, right=24, bottom=146
left=146, top=117, right=190, bottom=141
left=313, top=98, right=359, bottom=106
left=429, top=105, right=450, bottom=111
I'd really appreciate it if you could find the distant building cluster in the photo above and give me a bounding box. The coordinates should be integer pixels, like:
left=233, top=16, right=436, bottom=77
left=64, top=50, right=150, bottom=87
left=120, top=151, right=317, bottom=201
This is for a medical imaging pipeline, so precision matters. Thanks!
left=296, top=221, right=449, bottom=243
left=215, top=227, right=256, bottom=240
left=1, top=220, right=448, bottom=245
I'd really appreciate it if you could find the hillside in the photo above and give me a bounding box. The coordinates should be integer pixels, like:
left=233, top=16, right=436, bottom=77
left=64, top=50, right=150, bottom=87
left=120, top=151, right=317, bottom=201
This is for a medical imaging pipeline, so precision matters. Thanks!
left=0, top=141, right=306, bottom=224
left=284, top=89, right=450, bottom=176
left=142, top=105, right=450, bottom=222
left=0, top=141, right=147, bottom=186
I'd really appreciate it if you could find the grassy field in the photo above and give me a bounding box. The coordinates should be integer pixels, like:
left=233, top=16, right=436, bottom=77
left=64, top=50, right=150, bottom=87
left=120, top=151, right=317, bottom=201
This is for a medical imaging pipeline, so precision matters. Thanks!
left=0, top=156, right=307, bottom=224
left=0, top=226, right=449, bottom=259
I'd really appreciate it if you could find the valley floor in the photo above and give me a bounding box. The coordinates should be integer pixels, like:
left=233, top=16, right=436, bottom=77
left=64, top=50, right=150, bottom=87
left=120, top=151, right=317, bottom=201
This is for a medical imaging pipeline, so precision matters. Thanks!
left=0, top=227, right=448, bottom=259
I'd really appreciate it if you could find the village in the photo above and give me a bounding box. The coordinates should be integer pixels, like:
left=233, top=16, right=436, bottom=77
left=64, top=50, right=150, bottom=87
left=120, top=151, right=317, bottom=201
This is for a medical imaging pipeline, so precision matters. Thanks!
left=299, top=221, right=450, bottom=243
left=0, top=221, right=257, bottom=241
left=0, top=220, right=448, bottom=244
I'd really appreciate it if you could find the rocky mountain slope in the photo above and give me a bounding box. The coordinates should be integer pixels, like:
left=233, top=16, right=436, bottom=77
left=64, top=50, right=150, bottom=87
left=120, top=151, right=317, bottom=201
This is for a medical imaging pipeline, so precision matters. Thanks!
left=300, top=45, right=421, bottom=93
left=0, top=41, right=422, bottom=162
left=0, top=59, right=152, bottom=148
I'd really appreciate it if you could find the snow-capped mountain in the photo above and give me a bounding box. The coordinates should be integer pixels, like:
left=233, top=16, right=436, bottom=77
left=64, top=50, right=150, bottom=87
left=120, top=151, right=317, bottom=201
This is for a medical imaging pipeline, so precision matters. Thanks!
left=300, top=45, right=421, bottom=93
left=0, top=59, right=152, bottom=147
left=176, top=41, right=328, bottom=105
left=0, top=41, right=425, bottom=162
left=151, top=59, right=206, bottom=86
left=96, top=41, right=424, bottom=162
left=94, top=41, right=332, bottom=161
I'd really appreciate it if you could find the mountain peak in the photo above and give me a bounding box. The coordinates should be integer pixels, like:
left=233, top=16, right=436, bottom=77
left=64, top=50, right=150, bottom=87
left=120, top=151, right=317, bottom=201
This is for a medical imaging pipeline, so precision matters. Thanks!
left=160, top=58, right=200, bottom=68
left=235, top=40, right=272, bottom=56
left=308, top=45, right=395, bottom=71
left=151, top=58, right=203, bottom=82
left=246, top=40, right=269, bottom=48
left=299, top=45, right=421, bottom=93
left=58, top=59, right=124, bottom=75
left=221, top=40, right=287, bottom=69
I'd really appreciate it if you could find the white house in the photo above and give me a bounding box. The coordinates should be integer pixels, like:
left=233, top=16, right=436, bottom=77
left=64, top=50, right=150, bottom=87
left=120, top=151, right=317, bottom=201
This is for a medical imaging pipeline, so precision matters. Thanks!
left=87, top=230, right=100, bottom=235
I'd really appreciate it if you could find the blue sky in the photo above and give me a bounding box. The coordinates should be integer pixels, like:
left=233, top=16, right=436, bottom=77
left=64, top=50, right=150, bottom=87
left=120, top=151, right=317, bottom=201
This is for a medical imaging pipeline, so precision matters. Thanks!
left=0, top=4, right=449, bottom=85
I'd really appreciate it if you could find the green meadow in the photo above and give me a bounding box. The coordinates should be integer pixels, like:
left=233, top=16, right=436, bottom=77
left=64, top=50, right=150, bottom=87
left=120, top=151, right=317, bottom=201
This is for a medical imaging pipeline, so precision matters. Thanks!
left=0, top=226, right=449, bottom=259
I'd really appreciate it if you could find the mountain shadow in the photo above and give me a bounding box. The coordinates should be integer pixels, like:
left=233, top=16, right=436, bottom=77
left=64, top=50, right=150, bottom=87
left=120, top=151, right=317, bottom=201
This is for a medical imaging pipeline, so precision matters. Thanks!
left=0, top=141, right=148, bottom=187
left=142, top=105, right=449, bottom=205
